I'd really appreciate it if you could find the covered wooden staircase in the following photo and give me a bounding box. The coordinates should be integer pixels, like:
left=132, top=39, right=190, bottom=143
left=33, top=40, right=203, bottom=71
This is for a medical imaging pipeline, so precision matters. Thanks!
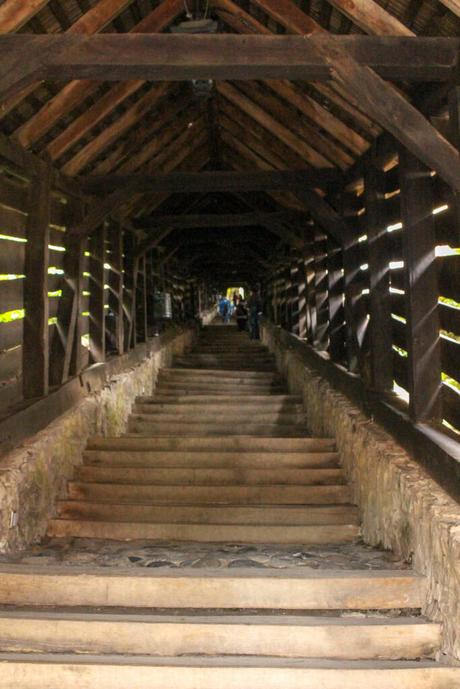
left=0, top=324, right=457, bottom=688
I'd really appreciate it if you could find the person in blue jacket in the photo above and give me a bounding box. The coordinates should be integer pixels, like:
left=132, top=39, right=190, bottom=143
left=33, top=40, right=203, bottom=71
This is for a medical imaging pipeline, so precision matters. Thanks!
left=218, top=295, right=232, bottom=324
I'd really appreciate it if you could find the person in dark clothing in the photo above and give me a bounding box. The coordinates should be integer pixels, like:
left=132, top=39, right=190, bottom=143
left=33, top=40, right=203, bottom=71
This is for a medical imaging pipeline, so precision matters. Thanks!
left=235, top=299, right=248, bottom=332
left=247, top=289, right=262, bottom=340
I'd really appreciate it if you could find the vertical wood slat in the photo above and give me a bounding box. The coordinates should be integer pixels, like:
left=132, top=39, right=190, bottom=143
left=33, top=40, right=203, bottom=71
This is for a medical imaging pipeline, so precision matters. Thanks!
left=314, top=226, right=329, bottom=351
left=22, top=163, right=52, bottom=398
left=327, top=235, right=345, bottom=362
left=49, top=231, right=84, bottom=385
left=448, top=85, right=460, bottom=246
left=398, top=147, right=442, bottom=422
left=341, top=191, right=362, bottom=373
left=110, top=223, right=124, bottom=355
left=89, top=225, right=106, bottom=364
left=297, top=257, right=308, bottom=339
left=364, top=153, right=393, bottom=392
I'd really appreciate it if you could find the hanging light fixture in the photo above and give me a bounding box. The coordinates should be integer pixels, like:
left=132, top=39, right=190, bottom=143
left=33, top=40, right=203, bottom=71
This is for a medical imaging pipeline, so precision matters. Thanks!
left=171, top=2, right=218, bottom=100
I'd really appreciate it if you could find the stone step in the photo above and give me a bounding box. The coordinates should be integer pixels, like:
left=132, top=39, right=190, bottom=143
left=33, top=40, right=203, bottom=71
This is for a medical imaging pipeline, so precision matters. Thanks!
left=66, top=482, right=352, bottom=504
left=83, top=450, right=340, bottom=469
left=86, top=436, right=336, bottom=452
left=0, top=567, right=426, bottom=609
left=131, top=409, right=304, bottom=424
left=1, top=655, right=455, bottom=689
left=47, top=520, right=360, bottom=544
left=75, top=466, right=344, bottom=485
left=127, top=419, right=307, bottom=436
left=136, top=394, right=302, bottom=406
left=56, top=502, right=358, bottom=525
left=0, top=612, right=441, bottom=659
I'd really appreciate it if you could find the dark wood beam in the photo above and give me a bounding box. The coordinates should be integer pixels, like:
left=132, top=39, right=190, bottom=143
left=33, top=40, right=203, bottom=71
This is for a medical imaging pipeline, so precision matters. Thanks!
left=80, top=169, right=341, bottom=194
left=88, top=226, right=106, bottom=364
left=364, top=150, right=393, bottom=393
left=0, top=35, right=458, bottom=104
left=22, top=164, right=52, bottom=399
left=399, top=147, right=442, bottom=423
left=136, top=211, right=309, bottom=231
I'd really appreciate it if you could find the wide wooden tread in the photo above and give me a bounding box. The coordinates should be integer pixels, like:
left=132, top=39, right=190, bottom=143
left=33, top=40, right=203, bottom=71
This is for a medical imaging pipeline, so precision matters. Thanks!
left=0, top=654, right=457, bottom=689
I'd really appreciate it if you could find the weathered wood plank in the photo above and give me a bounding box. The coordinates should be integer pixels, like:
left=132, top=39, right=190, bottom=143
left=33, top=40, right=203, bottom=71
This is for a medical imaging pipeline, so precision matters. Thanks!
left=399, top=147, right=442, bottom=422
left=22, top=166, right=52, bottom=399
left=0, top=35, right=457, bottom=106
left=364, top=151, right=393, bottom=392
left=80, top=169, right=340, bottom=195
left=88, top=227, right=106, bottom=364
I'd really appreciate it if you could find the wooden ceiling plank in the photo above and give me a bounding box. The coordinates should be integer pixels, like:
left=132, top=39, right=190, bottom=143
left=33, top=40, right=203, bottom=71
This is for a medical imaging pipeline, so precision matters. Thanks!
left=90, top=90, right=192, bottom=175
left=235, top=80, right=354, bottom=168
left=326, top=0, right=414, bottom=35
left=211, top=0, right=380, bottom=140
left=46, top=80, right=145, bottom=161
left=11, top=0, right=184, bottom=144
left=252, top=0, right=460, bottom=193
left=217, top=81, right=333, bottom=168
left=436, top=0, right=460, bottom=19
left=62, top=83, right=172, bottom=175
left=266, top=79, right=369, bottom=156
left=219, top=101, right=310, bottom=170
left=116, top=110, right=204, bottom=175
left=0, top=0, right=50, bottom=32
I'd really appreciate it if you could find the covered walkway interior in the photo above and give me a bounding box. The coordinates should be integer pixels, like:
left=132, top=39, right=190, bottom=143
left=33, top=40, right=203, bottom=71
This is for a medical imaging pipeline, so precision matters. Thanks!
left=0, top=0, right=459, bottom=686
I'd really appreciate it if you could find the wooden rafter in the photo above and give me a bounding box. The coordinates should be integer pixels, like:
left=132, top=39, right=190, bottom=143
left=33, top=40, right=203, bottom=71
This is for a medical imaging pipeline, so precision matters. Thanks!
left=10, top=0, right=184, bottom=145
left=0, top=0, right=49, bottom=33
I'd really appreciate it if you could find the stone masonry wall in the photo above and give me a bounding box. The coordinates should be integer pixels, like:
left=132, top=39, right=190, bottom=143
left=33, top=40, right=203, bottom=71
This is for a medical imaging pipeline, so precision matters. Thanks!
left=262, top=322, right=460, bottom=664
left=0, top=326, right=196, bottom=553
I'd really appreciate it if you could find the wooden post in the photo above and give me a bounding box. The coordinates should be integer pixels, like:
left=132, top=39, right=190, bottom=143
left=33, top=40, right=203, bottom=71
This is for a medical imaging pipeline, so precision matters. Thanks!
left=305, top=246, right=317, bottom=345
left=49, top=231, right=83, bottom=385
left=89, top=225, right=106, bottom=364
left=110, top=222, right=124, bottom=355
left=399, top=147, right=442, bottom=422
left=448, top=84, right=460, bottom=246
left=326, top=235, right=345, bottom=362
left=313, top=226, right=329, bottom=350
left=364, top=151, right=393, bottom=392
left=341, top=192, right=362, bottom=373
left=23, top=163, right=52, bottom=398
left=297, top=257, right=308, bottom=339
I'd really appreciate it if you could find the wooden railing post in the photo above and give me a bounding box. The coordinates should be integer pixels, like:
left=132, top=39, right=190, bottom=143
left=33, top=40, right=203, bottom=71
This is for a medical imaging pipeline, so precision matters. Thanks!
left=398, top=147, right=442, bottom=422
left=23, top=163, right=52, bottom=398
left=364, top=149, right=393, bottom=392
left=327, top=235, right=345, bottom=362
left=89, top=225, right=106, bottom=364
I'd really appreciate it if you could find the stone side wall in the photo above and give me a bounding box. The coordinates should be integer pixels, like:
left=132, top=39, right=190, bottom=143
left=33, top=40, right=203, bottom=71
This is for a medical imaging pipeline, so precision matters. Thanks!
left=262, top=322, right=460, bottom=664
left=0, top=326, right=196, bottom=553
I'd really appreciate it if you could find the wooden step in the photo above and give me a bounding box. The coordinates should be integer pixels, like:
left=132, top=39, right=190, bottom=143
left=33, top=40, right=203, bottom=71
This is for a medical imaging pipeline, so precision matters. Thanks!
left=136, top=394, right=302, bottom=406
left=47, top=520, right=360, bottom=543
left=83, top=450, right=340, bottom=469
left=86, top=436, right=336, bottom=452
left=154, top=387, right=286, bottom=397
left=0, top=612, right=441, bottom=659
left=127, top=421, right=308, bottom=437
left=74, top=466, right=343, bottom=485
left=66, top=482, right=352, bottom=504
left=2, top=655, right=454, bottom=689
left=133, top=402, right=302, bottom=415
left=155, top=382, right=285, bottom=393
left=130, top=409, right=303, bottom=424
left=159, top=368, right=280, bottom=379
left=56, top=502, right=359, bottom=525
left=0, top=567, right=426, bottom=609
